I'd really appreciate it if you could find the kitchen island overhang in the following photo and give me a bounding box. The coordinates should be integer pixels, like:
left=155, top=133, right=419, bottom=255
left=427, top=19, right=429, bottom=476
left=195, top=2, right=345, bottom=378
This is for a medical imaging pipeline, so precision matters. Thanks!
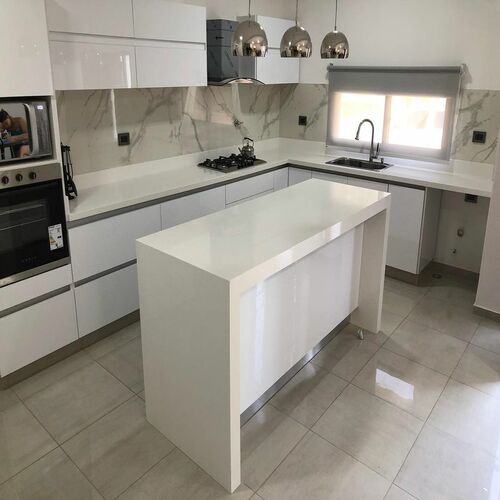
left=136, top=179, right=391, bottom=492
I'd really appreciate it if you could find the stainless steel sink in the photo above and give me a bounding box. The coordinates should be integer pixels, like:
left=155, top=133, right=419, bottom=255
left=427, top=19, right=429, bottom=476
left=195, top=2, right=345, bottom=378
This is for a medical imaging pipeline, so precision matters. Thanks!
left=326, top=157, right=391, bottom=170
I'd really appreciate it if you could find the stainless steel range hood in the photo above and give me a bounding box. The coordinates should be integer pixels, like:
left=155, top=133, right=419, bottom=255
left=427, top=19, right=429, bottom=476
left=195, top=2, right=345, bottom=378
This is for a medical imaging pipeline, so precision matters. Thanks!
left=207, top=19, right=264, bottom=85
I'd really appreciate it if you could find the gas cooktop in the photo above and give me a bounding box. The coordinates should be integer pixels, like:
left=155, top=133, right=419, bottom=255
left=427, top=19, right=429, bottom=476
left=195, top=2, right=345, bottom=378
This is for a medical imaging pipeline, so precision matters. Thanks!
left=198, top=154, right=266, bottom=173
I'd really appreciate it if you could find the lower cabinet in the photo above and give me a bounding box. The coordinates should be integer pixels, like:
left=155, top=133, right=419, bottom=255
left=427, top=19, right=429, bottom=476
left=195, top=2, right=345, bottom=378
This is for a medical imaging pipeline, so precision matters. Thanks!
left=0, top=290, right=78, bottom=376
left=289, top=167, right=312, bottom=186
left=348, top=177, right=389, bottom=192
left=312, top=171, right=348, bottom=184
left=225, top=171, right=275, bottom=205
left=75, top=264, right=139, bottom=337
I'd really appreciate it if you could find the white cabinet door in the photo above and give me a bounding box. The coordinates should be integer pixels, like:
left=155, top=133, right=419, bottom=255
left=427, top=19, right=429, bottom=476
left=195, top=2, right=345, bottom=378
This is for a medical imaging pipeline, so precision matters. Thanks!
left=75, top=264, right=139, bottom=337
left=161, top=187, right=226, bottom=229
left=133, top=0, right=206, bottom=43
left=50, top=40, right=136, bottom=90
left=226, top=189, right=273, bottom=208
left=288, top=167, right=312, bottom=186
left=225, top=172, right=275, bottom=205
left=135, top=45, right=207, bottom=88
left=256, top=16, right=295, bottom=49
left=273, top=168, right=289, bottom=191
left=256, top=48, right=299, bottom=84
left=387, top=185, right=425, bottom=274
left=0, top=291, right=78, bottom=376
left=312, top=171, right=349, bottom=184
left=69, top=205, right=161, bottom=282
left=46, top=0, right=134, bottom=37
left=0, top=0, right=52, bottom=96
left=348, top=177, right=389, bottom=192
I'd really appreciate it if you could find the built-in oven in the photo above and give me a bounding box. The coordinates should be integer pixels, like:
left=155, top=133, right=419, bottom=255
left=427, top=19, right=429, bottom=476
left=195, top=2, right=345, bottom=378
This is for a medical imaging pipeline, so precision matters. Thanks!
left=0, top=163, right=69, bottom=287
left=0, top=97, right=52, bottom=165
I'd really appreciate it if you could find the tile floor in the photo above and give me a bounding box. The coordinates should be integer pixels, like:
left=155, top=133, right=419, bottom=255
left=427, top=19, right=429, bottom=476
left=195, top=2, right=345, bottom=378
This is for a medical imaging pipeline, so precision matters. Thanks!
left=1, top=273, right=500, bottom=499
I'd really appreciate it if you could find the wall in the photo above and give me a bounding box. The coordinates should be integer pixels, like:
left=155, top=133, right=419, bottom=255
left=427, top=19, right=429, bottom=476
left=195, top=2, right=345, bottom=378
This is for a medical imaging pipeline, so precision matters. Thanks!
left=57, top=85, right=281, bottom=174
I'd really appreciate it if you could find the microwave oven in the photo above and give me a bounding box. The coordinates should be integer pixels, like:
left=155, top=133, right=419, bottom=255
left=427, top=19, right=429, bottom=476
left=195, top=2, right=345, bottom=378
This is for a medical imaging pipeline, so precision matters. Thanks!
left=0, top=98, right=53, bottom=165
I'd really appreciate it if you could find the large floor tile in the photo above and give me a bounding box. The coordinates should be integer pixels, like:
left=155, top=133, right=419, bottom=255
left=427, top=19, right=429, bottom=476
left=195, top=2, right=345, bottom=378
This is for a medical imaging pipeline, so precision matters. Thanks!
left=313, top=385, right=422, bottom=481
left=396, top=424, right=500, bottom=500
left=379, top=309, right=406, bottom=343
left=118, top=448, right=253, bottom=500
left=86, top=322, right=140, bottom=360
left=384, top=278, right=429, bottom=301
left=63, top=397, right=174, bottom=499
left=384, top=485, right=416, bottom=500
left=258, top=431, right=390, bottom=500
left=311, top=330, right=379, bottom=381
left=13, top=351, right=94, bottom=401
left=0, top=448, right=103, bottom=500
left=453, top=344, right=500, bottom=398
left=408, top=296, right=480, bottom=341
left=96, top=337, right=144, bottom=393
left=241, top=404, right=307, bottom=491
left=24, top=362, right=133, bottom=443
left=0, top=398, right=57, bottom=484
left=427, top=276, right=477, bottom=308
left=270, top=363, right=347, bottom=428
left=384, top=320, right=467, bottom=376
left=471, top=319, right=500, bottom=355
left=353, top=348, right=448, bottom=420
left=429, top=379, right=500, bottom=458
left=383, top=290, right=421, bottom=317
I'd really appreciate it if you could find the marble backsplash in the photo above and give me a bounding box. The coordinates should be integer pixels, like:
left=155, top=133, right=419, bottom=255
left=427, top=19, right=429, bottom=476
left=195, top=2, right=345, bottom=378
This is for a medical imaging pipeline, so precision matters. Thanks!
left=57, top=85, right=281, bottom=174
left=280, top=85, right=500, bottom=164
left=57, top=83, right=500, bottom=175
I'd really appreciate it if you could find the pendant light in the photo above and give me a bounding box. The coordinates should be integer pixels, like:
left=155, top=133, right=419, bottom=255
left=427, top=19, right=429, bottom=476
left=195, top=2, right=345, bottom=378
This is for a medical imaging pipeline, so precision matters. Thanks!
left=280, top=0, right=312, bottom=58
left=321, top=0, right=349, bottom=59
left=232, top=0, right=268, bottom=57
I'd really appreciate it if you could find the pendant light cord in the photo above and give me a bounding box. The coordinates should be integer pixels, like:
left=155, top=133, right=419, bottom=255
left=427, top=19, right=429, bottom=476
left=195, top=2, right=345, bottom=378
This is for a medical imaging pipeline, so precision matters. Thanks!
left=248, top=0, right=251, bottom=18
left=334, top=0, right=338, bottom=30
left=295, top=0, right=299, bottom=25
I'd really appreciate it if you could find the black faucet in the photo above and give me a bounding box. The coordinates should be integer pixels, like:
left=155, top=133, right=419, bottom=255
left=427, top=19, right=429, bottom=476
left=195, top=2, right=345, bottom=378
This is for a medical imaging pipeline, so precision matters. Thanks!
left=355, top=119, right=379, bottom=162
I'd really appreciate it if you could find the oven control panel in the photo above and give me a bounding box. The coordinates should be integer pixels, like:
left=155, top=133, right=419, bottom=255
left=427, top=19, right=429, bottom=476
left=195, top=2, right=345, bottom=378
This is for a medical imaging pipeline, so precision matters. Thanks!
left=0, top=163, right=60, bottom=190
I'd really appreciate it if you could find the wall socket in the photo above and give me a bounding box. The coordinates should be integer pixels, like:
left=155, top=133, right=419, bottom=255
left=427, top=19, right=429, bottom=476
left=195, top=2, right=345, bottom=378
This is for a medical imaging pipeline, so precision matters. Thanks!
left=117, top=132, right=130, bottom=146
left=298, top=115, right=307, bottom=126
left=472, top=130, right=487, bottom=144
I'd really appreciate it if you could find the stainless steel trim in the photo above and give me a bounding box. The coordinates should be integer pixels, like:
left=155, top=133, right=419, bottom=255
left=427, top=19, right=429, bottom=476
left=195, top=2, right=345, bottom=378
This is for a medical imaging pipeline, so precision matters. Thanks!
left=74, top=259, right=136, bottom=287
left=0, top=257, right=71, bottom=288
left=0, top=285, right=71, bottom=318
left=240, top=317, right=350, bottom=426
left=0, top=162, right=62, bottom=190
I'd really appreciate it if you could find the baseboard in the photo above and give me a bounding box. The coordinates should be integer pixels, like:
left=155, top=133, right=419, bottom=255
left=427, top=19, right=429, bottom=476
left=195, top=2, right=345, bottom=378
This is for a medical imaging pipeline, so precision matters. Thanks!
left=0, top=310, right=140, bottom=390
left=385, top=266, right=420, bottom=286
left=473, top=305, right=500, bottom=322
left=428, top=261, right=479, bottom=284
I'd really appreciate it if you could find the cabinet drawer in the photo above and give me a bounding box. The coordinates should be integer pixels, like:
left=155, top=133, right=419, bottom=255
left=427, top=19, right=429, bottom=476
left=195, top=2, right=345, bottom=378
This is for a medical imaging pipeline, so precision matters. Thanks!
left=161, top=187, right=225, bottom=229
left=348, top=177, right=389, bottom=192
left=0, top=291, right=78, bottom=376
left=69, top=205, right=161, bottom=282
left=226, top=189, right=273, bottom=208
left=312, top=171, right=349, bottom=184
left=273, top=168, right=289, bottom=191
left=288, top=168, right=312, bottom=186
left=226, top=172, right=275, bottom=205
left=75, top=264, right=139, bottom=337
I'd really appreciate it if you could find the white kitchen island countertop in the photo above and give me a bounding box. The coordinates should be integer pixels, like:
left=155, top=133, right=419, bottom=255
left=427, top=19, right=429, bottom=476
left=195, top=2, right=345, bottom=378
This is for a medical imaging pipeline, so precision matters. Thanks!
left=68, top=138, right=493, bottom=221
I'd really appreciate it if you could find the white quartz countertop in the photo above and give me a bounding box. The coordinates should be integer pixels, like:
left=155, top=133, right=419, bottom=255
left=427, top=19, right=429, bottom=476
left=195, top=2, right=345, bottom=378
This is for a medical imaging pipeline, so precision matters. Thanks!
left=137, top=179, right=390, bottom=283
left=68, top=138, right=493, bottom=222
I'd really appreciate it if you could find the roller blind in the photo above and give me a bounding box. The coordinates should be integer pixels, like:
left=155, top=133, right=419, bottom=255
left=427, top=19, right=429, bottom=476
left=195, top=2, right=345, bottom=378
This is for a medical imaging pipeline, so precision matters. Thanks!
left=327, top=65, right=463, bottom=97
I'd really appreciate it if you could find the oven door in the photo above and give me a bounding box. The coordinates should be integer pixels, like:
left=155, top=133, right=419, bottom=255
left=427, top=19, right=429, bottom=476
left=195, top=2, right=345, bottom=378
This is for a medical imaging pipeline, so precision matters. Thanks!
left=0, top=179, right=69, bottom=287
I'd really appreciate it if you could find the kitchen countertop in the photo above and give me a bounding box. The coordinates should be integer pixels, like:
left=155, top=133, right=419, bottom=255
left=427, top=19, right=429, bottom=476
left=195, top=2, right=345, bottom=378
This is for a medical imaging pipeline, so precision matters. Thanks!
left=68, top=138, right=493, bottom=222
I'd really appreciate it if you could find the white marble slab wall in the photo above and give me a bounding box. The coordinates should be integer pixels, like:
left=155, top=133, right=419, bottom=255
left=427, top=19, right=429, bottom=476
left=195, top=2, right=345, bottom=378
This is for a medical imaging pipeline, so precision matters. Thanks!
left=280, top=84, right=500, bottom=164
left=57, top=85, right=281, bottom=174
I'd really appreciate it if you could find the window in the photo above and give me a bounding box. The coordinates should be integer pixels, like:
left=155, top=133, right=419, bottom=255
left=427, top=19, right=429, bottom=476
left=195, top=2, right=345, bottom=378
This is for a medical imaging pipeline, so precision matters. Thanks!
left=327, top=66, right=462, bottom=160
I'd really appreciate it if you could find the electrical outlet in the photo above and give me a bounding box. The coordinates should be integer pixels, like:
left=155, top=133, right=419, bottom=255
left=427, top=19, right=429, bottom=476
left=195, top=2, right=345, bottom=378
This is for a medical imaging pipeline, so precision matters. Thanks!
left=472, top=130, right=487, bottom=144
left=117, top=132, right=130, bottom=146
left=298, top=115, right=307, bottom=126
left=464, top=194, right=478, bottom=203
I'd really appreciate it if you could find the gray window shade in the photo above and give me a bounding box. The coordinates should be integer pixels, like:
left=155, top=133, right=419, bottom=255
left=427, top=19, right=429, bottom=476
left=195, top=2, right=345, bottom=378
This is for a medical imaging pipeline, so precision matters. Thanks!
left=327, top=65, right=463, bottom=97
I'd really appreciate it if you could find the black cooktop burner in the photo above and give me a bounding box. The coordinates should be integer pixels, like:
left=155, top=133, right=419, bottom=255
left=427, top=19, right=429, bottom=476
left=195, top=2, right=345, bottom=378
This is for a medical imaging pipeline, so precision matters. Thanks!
left=198, top=154, right=266, bottom=172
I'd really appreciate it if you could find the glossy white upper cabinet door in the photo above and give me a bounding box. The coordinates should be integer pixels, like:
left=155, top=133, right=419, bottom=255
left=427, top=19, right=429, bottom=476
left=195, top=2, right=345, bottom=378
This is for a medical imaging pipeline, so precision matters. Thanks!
left=0, top=0, right=52, bottom=96
left=387, top=184, right=425, bottom=274
left=133, top=0, right=206, bottom=43
left=255, top=16, right=295, bottom=49
left=256, top=48, right=299, bottom=84
left=135, top=45, right=207, bottom=88
left=46, top=0, right=134, bottom=37
left=50, top=40, right=137, bottom=90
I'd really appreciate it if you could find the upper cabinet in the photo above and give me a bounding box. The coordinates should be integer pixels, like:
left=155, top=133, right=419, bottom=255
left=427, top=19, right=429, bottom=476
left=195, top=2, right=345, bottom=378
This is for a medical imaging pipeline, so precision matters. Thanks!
left=0, top=0, right=53, bottom=97
left=238, top=16, right=299, bottom=85
left=46, top=0, right=207, bottom=90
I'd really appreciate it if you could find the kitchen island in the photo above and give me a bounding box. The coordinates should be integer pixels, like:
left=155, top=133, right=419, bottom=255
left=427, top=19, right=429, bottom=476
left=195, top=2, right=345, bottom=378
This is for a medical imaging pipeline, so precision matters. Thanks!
left=136, top=179, right=391, bottom=492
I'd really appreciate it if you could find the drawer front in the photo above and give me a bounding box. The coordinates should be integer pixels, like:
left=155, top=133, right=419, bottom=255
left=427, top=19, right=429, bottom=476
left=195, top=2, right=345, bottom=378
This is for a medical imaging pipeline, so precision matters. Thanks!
left=225, top=172, right=275, bottom=205
left=0, top=291, right=78, bottom=376
left=75, top=264, right=139, bottom=337
left=225, top=189, right=273, bottom=208
left=69, top=205, right=161, bottom=282
left=273, top=168, right=289, bottom=191
left=312, top=171, right=349, bottom=184
left=288, top=168, right=312, bottom=186
left=161, top=187, right=225, bottom=229
left=348, top=177, right=389, bottom=192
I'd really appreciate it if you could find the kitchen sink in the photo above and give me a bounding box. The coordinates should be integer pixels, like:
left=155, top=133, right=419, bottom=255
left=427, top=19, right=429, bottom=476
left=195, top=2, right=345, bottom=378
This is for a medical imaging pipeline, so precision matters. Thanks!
left=326, top=157, right=391, bottom=170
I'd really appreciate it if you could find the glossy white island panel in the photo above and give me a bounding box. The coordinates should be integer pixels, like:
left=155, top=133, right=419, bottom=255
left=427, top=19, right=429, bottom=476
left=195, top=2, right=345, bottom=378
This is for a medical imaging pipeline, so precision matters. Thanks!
left=136, top=179, right=391, bottom=492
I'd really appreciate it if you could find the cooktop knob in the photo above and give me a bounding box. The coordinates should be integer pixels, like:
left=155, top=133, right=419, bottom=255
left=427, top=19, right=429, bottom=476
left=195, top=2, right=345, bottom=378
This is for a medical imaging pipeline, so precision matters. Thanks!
left=29, top=171, right=37, bottom=180
left=15, top=173, right=23, bottom=182
left=1, top=176, right=9, bottom=185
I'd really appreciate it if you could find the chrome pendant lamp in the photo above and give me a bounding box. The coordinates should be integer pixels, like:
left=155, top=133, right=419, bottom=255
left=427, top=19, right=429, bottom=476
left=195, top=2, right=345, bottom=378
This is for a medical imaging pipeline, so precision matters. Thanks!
left=232, top=0, right=268, bottom=57
left=321, top=0, right=349, bottom=59
left=280, top=0, right=312, bottom=58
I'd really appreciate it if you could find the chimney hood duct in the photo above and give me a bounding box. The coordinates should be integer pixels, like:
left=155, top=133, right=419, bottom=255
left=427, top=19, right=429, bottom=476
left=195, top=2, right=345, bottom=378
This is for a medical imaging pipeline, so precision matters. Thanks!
left=207, top=19, right=264, bottom=85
